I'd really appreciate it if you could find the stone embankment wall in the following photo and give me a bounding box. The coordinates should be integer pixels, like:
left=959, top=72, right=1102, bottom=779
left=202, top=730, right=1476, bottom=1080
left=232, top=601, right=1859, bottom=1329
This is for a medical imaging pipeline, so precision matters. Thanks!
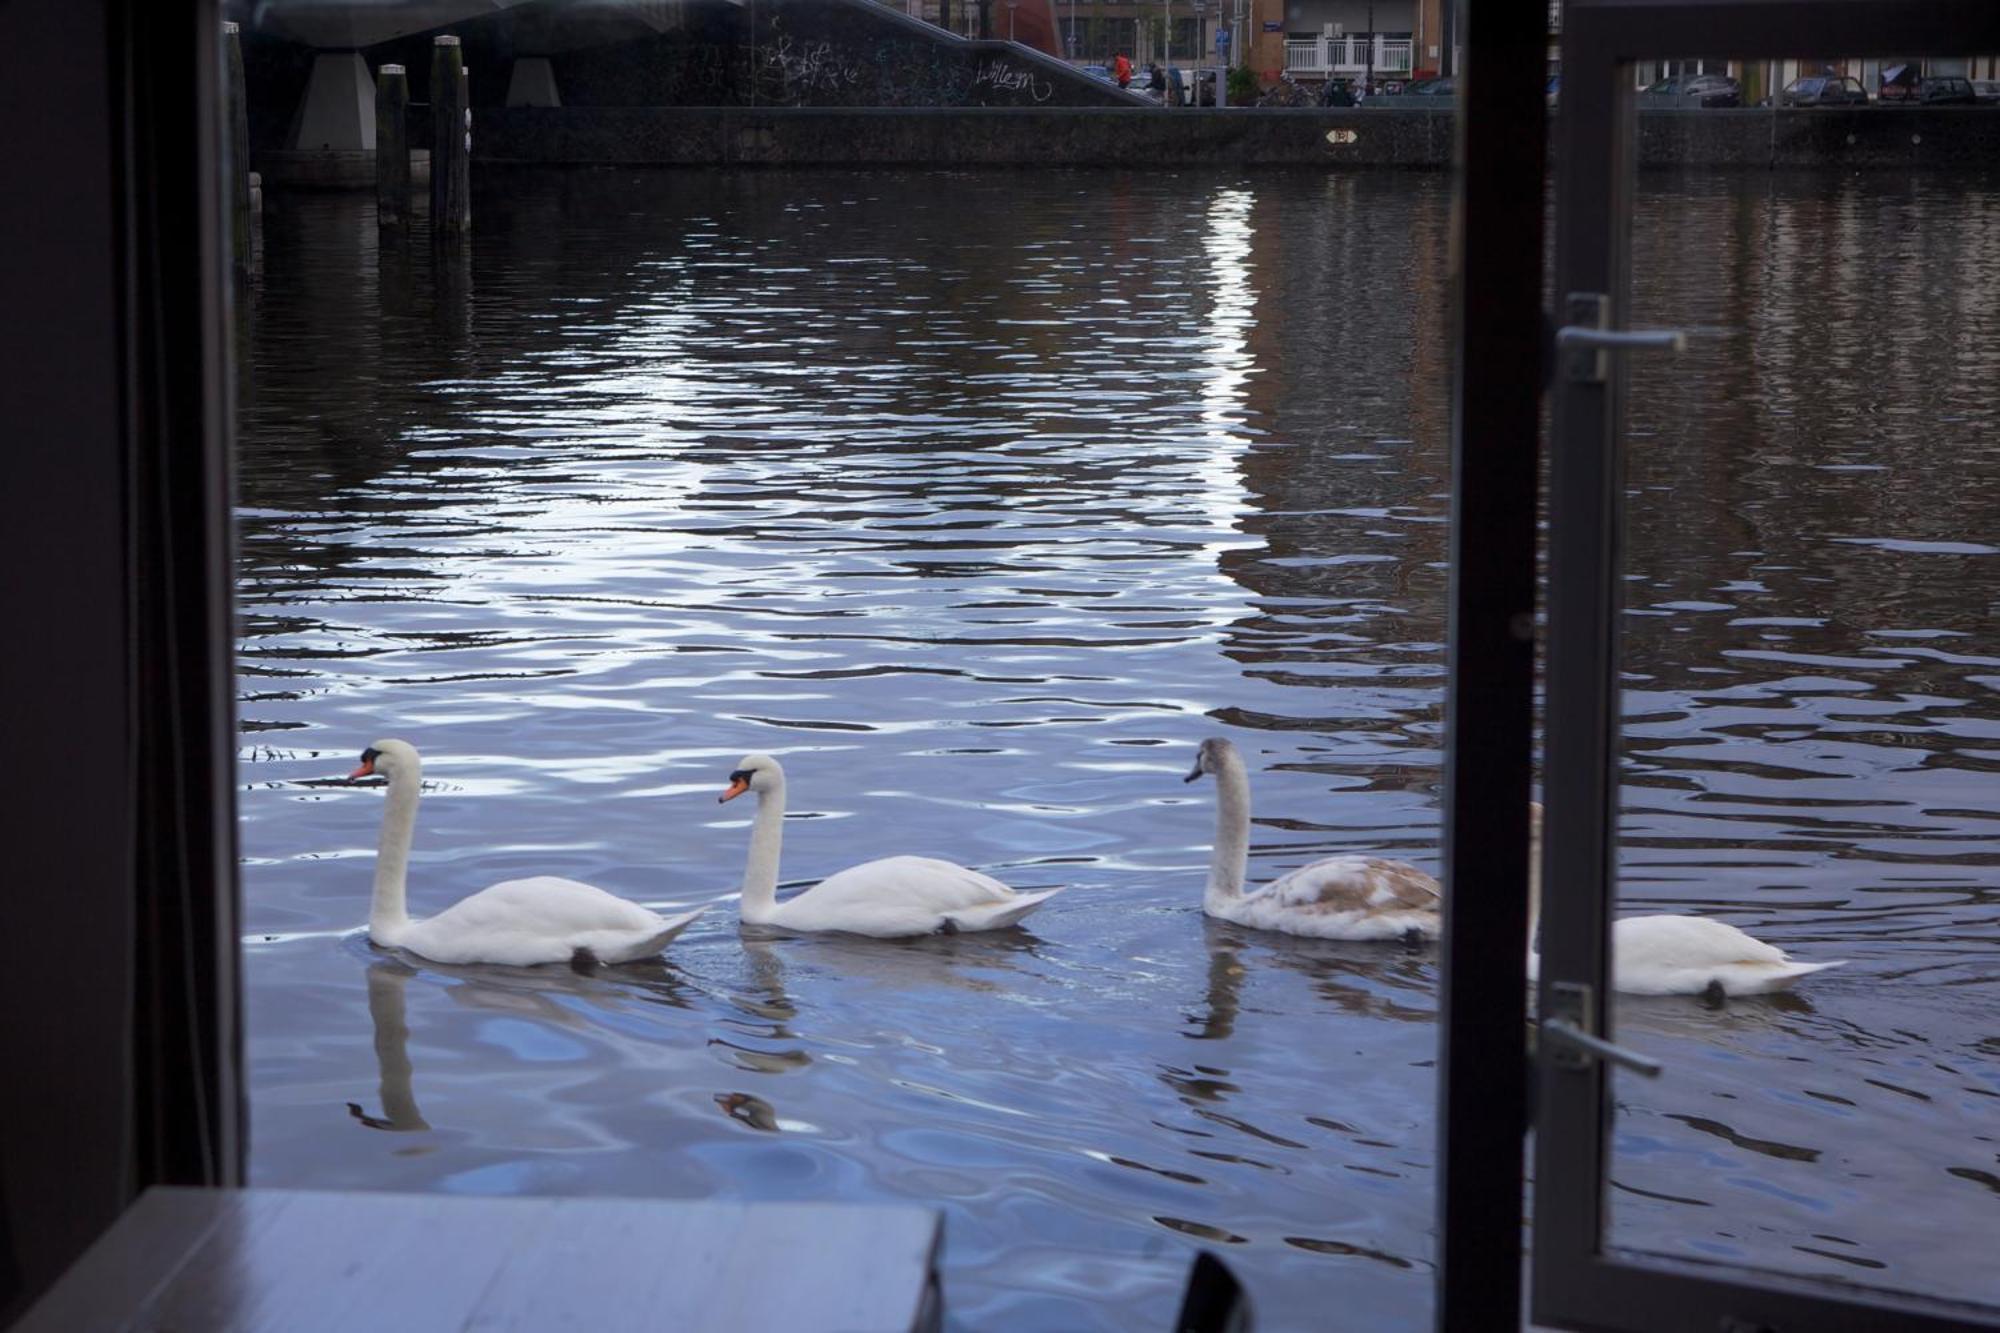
left=479, top=107, right=1453, bottom=167
left=475, top=106, right=2000, bottom=169
left=1637, top=106, right=1998, bottom=169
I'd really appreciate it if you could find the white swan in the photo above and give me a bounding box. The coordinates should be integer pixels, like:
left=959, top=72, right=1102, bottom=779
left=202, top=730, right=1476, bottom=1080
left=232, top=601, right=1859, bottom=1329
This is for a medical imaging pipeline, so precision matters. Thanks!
left=351, top=739, right=703, bottom=967
left=1526, top=803, right=1845, bottom=996
left=1184, top=737, right=1441, bottom=941
left=717, top=753, right=1061, bottom=937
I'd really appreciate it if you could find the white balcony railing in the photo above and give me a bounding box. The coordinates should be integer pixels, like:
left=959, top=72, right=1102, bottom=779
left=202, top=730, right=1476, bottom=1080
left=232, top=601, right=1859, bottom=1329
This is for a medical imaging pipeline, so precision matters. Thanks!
left=1283, top=35, right=1416, bottom=78
left=1286, top=39, right=1326, bottom=73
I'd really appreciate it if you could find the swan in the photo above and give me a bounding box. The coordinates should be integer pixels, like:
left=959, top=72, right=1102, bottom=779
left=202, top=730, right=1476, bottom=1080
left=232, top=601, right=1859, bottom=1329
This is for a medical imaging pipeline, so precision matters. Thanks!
left=1184, top=737, right=1441, bottom=940
left=1525, top=803, right=1845, bottom=997
left=717, top=753, right=1061, bottom=937
left=350, top=739, right=703, bottom=967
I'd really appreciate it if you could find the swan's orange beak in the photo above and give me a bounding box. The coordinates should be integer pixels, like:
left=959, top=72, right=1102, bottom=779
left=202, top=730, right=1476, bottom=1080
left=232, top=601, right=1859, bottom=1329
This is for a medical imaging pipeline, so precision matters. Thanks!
left=719, top=776, right=750, bottom=804
left=349, top=757, right=376, bottom=780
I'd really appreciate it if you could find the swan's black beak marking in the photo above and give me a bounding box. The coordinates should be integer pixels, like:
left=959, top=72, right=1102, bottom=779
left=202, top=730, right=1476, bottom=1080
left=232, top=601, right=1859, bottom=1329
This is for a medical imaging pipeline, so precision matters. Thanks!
left=349, top=747, right=381, bottom=781
left=1184, top=760, right=1204, bottom=783
left=720, top=770, right=752, bottom=803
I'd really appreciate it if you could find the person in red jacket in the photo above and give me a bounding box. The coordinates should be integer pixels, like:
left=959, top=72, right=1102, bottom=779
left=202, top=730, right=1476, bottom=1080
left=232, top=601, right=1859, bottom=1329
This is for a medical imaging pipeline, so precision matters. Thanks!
left=1114, top=52, right=1133, bottom=89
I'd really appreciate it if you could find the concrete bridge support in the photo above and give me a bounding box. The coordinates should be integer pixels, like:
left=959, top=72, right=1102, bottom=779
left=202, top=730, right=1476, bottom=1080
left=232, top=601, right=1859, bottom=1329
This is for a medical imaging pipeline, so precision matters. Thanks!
left=506, top=56, right=561, bottom=108
left=293, top=50, right=376, bottom=150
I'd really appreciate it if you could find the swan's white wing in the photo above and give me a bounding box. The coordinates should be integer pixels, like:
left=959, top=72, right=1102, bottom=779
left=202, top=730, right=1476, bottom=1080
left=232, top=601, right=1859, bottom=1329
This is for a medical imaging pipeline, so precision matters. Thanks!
left=1613, top=914, right=1788, bottom=968
left=1610, top=914, right=1844, bottom=996
left=398, top=877, right=673, bottom=966
left=777, top=856, right=1023, bottom=936
left=422, top=877, right=665, bottom=934
left=1219, top=856, right=1441, bottom=940
left=1265, top=856, right=1441, bottom=913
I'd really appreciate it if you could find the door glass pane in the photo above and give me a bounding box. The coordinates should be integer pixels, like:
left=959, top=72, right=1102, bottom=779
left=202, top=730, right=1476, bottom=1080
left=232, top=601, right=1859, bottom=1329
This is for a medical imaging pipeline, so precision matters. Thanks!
left=1602, top=59, right=2000, bottom=1308
left=230, top=4, right=1467, bottom=1326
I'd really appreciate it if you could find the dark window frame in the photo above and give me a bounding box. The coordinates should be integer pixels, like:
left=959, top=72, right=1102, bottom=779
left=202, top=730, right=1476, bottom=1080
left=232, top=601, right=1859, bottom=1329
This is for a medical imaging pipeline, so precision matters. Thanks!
left=1433, top=0, right=1544, bottom=1328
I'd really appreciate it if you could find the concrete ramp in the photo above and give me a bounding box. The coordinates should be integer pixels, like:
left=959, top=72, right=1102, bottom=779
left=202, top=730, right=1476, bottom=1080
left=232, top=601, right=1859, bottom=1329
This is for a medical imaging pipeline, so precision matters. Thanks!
left=834, top=0, right=1155, bottom=107
left=511, top=0, right=1156, bottom=108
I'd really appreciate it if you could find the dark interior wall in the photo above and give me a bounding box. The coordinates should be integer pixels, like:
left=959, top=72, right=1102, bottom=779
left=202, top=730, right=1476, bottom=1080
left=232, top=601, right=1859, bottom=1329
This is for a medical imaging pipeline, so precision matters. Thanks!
left=0, top=2, right=140, bottom=1312
left=0, top=0, right=242, bottom=1318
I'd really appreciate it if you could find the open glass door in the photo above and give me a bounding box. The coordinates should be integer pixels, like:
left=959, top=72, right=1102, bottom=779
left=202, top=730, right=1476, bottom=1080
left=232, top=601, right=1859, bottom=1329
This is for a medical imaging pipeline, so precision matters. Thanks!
left=1536, top=1, right=2000, bottom=1329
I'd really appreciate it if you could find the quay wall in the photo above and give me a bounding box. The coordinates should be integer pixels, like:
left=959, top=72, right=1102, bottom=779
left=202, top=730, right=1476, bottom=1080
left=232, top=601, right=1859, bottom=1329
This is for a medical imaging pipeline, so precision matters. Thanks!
left=471, top=105, right=2000, bottom=170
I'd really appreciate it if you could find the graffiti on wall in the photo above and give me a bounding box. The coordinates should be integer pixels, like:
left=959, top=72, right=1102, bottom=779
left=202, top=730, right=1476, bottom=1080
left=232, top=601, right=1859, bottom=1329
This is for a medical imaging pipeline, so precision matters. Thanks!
left=970, top=58, right=1054, bottom=103
left=762, top=35, right=866, bottom=95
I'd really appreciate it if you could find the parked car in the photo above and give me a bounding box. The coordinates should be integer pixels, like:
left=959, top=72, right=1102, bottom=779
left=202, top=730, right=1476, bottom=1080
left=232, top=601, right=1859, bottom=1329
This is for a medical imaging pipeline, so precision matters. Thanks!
left=1973, top=79, right=2000, bottom=104
left=1878, top=63, right=1920, bottom=103
left=1369, top=76, right=1456, bottom=105
left=1916, top=75, right=1978, bottom=105
left=1639, top=72, right=1742, bottom=108
left=1879, top=66, right=1980, bottom=105
left=1777, top=74, right=1869, bottom=107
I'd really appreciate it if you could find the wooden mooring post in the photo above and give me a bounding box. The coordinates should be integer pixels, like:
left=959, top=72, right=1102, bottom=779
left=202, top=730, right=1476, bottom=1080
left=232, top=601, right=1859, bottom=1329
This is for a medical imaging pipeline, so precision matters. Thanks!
left=223, top=21, right=252, bottom=268
left=374, top=63, right=410, bottom=230
left=430, top=36, right=470, bottom=237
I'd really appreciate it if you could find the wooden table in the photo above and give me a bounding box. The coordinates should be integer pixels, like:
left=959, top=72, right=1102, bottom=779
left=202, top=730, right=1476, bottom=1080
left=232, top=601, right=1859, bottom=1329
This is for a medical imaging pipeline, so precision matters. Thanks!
left=16, top=1187, right=943, bottom=1332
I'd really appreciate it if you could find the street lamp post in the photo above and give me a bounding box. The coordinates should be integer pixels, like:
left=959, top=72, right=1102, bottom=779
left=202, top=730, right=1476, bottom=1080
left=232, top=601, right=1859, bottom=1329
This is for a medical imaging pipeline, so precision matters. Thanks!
left=1007, top=0, right=1017, bottom=42
left=1365, top=0, right=1375, bottom=95
left=1193, top=0, right=1205, bottom=104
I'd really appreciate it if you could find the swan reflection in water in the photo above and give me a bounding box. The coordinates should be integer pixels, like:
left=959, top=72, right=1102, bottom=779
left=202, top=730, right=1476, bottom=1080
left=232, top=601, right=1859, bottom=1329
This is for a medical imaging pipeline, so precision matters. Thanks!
left=735, top=920, right=1051, bottom=999
left=718, top=929, right=1048, bottom=1058
left=1164, top=920, right=1441, bottom=1163
left=712, top=935, right=809, bottom=1074
left=348, top=962, right=430, bottom=1132
left=1184, top=918, right=1437, bottom=1044
left=707, top=930, right=1054, bottom=1132
left=346, top=952, right=695, bottom=1132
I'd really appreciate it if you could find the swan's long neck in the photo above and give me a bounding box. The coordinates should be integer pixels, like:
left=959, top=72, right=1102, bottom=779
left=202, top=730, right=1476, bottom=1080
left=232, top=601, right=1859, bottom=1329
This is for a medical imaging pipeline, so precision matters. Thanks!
left=369, top=767, right=419, bottom=938
left=1206, top=753, right=1252, bottom=908
left=740, top=772, right=787, bottom=925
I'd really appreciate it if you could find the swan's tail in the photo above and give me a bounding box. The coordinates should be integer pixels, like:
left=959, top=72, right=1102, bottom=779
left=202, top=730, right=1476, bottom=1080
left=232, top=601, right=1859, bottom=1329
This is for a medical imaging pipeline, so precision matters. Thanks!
left=1771, top=957, right=1846, bottom=984
left=941, top=888, right=1062, bottom=934
left=1729, top=957, right=1846, bottom=995
left=595, top=907, right=707, bottom=964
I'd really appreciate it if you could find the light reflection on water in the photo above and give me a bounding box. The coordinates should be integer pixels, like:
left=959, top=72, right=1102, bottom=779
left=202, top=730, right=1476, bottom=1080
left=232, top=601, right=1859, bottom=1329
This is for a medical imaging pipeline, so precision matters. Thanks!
left=239, top=168, right=2000, bottom=1327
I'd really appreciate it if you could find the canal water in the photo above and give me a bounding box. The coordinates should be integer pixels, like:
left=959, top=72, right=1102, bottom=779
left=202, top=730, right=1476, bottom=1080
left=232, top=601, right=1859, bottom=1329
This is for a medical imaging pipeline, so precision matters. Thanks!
left=237, top=168, right=2000, bottom=1328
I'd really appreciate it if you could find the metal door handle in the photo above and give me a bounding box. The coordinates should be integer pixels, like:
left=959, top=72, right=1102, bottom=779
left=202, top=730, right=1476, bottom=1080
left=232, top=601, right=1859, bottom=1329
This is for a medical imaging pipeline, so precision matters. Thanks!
left=1555, top=327, right=1686, bottom=353
left=1543, top=1018, right=1663, bottom=1078
left=1542, top=980, right=1663, bottom=1077
left=1556, top=292, right=1686, bottom=383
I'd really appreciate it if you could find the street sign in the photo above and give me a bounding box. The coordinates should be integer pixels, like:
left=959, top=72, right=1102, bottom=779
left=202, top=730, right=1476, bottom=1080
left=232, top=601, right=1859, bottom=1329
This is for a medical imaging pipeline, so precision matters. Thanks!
left=1215, top=27, right=1230, bottom=51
